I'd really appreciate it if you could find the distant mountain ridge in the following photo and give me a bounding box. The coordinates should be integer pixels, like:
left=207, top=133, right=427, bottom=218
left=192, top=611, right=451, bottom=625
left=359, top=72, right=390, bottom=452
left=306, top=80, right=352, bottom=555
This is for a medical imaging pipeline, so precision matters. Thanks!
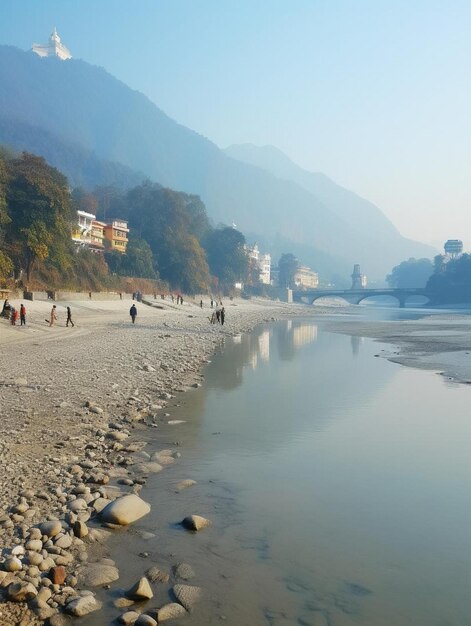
left=0, top=45, right=436, bottom=280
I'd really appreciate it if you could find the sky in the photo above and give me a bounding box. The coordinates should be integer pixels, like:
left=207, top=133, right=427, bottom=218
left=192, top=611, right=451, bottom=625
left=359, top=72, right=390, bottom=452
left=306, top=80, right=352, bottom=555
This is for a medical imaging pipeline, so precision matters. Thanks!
left=0, top=0, right=470, bottom=249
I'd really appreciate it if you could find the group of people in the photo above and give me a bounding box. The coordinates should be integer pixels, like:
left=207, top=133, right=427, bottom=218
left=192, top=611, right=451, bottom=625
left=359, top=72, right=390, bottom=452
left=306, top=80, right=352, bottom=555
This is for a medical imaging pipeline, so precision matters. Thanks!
left=210, top=304, right=225, bottom=325
left=1, top=300, right=26, bottom=326
left=1, top=299, right=75, bottom=327
left=45, top=305, right=74, bottom=327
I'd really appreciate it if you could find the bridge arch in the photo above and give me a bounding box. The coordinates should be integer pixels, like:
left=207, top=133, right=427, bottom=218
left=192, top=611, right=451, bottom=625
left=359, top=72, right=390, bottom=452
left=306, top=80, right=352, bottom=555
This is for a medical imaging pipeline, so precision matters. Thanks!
left=309, top=295, right=353, bottom=306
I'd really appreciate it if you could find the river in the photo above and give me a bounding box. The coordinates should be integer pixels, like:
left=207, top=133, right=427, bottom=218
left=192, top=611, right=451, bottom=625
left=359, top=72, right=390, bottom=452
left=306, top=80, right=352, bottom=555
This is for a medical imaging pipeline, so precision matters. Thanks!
left=84, top=312, right=471, bottom=626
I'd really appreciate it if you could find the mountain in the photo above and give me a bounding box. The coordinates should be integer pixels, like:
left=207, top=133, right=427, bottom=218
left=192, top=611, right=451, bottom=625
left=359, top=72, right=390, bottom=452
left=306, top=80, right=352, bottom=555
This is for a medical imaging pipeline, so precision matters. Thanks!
left=0, top=118, right=145, bottom=190
left=0, top=45, right=436, bottom=281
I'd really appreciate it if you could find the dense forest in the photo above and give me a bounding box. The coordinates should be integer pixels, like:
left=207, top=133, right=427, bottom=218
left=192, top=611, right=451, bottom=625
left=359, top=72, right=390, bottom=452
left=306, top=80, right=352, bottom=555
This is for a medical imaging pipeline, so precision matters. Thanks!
left=0, top=149, right=251, bottom=294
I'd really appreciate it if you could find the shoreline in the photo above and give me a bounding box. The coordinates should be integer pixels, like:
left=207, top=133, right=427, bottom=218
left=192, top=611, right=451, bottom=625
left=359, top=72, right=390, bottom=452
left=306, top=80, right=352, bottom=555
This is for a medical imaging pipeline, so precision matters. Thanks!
left=0, top=296, right=327, bottom=625
left=323, top=309, right=471, bottom=385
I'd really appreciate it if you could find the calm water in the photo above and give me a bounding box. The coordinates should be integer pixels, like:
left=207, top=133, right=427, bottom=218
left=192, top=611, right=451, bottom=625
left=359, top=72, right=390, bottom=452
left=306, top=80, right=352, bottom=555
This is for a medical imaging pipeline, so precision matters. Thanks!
left=84, top=315, right=471, bottom=626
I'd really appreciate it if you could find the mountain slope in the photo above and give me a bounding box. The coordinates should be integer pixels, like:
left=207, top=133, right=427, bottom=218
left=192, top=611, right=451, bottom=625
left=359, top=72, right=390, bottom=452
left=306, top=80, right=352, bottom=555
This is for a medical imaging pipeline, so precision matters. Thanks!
left=0, top=117, right=145, bottom=190
left=0, top=45, right=435, bottom=280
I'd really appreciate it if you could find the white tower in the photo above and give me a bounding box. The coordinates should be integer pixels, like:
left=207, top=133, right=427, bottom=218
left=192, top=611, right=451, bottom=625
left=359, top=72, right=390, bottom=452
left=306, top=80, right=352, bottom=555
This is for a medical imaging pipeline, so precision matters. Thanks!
left=32, top=28, right=72, bottom=60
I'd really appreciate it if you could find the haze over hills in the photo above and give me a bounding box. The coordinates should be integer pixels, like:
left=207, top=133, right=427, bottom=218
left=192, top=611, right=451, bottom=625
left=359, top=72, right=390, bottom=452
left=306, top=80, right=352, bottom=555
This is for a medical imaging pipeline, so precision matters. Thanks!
left=0, top=45, right=436, bottom=281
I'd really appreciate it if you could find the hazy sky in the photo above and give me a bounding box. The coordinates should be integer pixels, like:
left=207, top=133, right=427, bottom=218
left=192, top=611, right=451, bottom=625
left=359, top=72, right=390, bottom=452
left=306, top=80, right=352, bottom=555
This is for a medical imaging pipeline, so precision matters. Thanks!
left=1, top=0, right=470, bottom=249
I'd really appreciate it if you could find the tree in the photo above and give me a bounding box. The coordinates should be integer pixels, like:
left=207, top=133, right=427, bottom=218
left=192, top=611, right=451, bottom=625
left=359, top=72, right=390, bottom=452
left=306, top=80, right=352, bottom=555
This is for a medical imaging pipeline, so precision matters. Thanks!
left=5, top=153, right=75, bottom=282
left=278, top=253, right=299, bottom=288
left=386, top=257, right=434, bottom=288
left=203, top=226, right=248, bottom=289
left=120, top=236, right=156, bottom=279
left=126, top=183, right=210, bottom=293
left=0, top=155, right=12, bottom=281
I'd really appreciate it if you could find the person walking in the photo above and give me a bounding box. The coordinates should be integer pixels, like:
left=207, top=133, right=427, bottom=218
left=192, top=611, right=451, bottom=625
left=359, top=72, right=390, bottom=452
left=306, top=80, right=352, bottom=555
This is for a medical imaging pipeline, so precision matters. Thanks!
left=20, top=303, right=26, bottom=326
left=200, top=299, right=203, bottom=309
left=210, top=298, right=214, bottom=308
left=130, top=303, right=137, bottom=324
left=66, top=306, right=75, bottom=327
left=220, top=306, right=225, bottom=325
left=215, top=304, right=221, bottom=324
left=48, top=305, right=57, bottom=327
left=10, top=307, right=17, bottom=325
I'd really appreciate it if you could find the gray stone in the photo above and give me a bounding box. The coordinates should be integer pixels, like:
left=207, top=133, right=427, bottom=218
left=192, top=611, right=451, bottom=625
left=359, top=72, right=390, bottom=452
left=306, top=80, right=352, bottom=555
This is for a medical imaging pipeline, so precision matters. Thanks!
left=8, top=581, right=38, bottom=602
left=145, top=566, right=169, bottom=584
left=78, top=562, right=119, bottom=587
left=157, top=602, right=187, bottom=621
left=173, top=584, right=202, bottom=611
left=135, top=615, right=157, bottom=626
left=119, top=611, right=141, bottom=625
left=39, top=520, right=62, bottom=537
left=66, top=594, right=102, bottom=616
left=175, top=479, right=197, bottom=492
left=173, top=562, right=195, bottom=580
left=100, top=494, right=151, bottom=526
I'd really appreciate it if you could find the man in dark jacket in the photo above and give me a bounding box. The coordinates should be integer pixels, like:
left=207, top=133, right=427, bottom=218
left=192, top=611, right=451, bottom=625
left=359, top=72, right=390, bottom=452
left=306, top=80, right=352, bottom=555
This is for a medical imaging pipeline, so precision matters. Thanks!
left=130, top=304, right=137, bottom=324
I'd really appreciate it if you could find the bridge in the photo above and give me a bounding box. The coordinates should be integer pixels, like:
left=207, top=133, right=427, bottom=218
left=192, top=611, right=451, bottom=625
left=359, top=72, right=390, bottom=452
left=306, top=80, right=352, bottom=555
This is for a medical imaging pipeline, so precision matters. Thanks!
left=292, top=287, right=431, bottom=308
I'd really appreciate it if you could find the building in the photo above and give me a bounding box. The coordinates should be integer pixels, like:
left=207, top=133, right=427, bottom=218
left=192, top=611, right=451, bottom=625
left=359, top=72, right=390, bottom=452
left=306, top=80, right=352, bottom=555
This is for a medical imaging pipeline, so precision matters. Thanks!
left=90, top=220, right=106, bottom=252
left=351, top=264, right=367, bottom=289
left=104, top=219, right=129, bottom=254
left=71, top=210, right=95, bottom=248
left=245, top=244, right=271, bottom=285
left=444, top=239, right=463, bottom=259
left=32, top=28, right=72, bottom=60
left=294, top=265, right=319, bottom=290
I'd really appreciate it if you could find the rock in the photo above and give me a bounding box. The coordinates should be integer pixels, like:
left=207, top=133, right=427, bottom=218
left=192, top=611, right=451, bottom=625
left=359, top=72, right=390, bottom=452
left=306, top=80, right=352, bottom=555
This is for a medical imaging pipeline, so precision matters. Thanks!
left=73, top=520, right=89, bottom=538
left=100, top=494, right=151, bottom=526
left=181, top=515, right=212, bottom=531
left=39, top=520, right=62, bottom=537
left=4, top=557, right=22, bottom=572
left=66, top=594, right=102, bottom=616
left=25, top=539, right=43, bottom=552
left=135, top=615, right=157, bottom=626
left=175, top=479, right=197, bottom=492
left=134, top=462, right=163, bottom=474
left=119, top=611, right=141, bottom=625
left=172, top=584, right=202, bottom=611
left=68, top=498, right=88, bottom=512
left=8, top=581, right=38, bottom=602
left=11, top=545, right=25, bottom=556
left=92, top=497, right=112, bottom=513
left=126, top=576, right=153, bottom=600
left=145, top=566, right=169, bottom=584
left=158, top=602, right=187, bottom=621
left=173, top=562, right=195, bottom=580
left=114, top=597, right=135, bottom=608
left=49, top=614, right=70, bottom=626
left=50, top=566, right=66, bottom=585
left=55, top=534, right=72, bottom=549
left=78, top=562, right=119, bottom=587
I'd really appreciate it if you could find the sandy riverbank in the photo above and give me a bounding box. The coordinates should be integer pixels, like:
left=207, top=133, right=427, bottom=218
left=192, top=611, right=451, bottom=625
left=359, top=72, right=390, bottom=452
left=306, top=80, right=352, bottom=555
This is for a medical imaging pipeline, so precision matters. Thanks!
left=0, top=296, right=326, bottom=625
left=324, top=310, right=471, bottom=385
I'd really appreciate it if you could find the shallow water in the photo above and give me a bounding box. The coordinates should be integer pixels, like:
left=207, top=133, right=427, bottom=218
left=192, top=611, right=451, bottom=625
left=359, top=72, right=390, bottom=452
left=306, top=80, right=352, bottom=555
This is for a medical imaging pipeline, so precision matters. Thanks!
left=81, top=316, right=471, bottom=626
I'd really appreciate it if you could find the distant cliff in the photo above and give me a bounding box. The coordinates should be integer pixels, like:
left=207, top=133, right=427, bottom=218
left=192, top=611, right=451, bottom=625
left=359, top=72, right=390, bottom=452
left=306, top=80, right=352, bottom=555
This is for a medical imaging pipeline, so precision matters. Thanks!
left=0, top=45, right=436, bottom=280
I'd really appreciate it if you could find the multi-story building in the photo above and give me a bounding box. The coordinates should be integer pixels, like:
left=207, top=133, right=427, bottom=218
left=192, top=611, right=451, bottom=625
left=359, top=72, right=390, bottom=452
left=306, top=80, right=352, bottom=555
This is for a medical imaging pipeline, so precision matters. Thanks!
left=90, top=220, right=106, bottom=252
left=444, top=239, right=463, bottom=259
left=294, top=265, right=319, bottom=290
left=245, top=244, right=271, bottom=285
left=104, top=219, right=129, bottom=254
left=32, top=28, right=72, bottom=60
left=71, top=210, right=95, bottom=248
left=351, top=264, right=367, bottom=289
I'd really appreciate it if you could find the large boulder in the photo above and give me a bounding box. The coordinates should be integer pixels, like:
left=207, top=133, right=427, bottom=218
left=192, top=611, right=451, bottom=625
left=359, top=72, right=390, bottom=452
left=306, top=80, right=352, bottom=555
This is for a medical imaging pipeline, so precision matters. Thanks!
left=8, top=581, right=38, bottom=602
left=100, top=494, right=150, bottom=525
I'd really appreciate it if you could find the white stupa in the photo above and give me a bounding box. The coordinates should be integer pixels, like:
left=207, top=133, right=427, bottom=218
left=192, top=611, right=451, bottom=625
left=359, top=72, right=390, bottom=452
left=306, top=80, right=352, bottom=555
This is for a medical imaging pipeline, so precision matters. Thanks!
left=32, top=27, right=72, bottom=60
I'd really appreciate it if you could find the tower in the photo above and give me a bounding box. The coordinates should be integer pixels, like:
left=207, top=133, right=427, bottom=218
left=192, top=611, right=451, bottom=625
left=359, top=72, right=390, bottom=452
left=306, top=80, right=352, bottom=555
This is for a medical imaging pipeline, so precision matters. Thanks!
left=351, top=264, right=366, bottom=289
left=32, top=28, right=72, bottom=60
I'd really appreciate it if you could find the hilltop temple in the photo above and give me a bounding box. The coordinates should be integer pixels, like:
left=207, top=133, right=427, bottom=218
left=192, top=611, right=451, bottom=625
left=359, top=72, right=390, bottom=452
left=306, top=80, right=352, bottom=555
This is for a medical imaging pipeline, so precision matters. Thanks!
left=32, top=28, right=72, bottom=60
